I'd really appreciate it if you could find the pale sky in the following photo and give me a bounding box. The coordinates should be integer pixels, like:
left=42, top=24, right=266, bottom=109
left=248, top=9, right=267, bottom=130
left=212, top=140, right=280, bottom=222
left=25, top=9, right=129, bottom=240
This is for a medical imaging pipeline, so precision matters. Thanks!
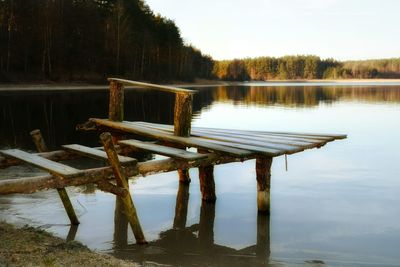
left=145, top=0, right=400, bottom=60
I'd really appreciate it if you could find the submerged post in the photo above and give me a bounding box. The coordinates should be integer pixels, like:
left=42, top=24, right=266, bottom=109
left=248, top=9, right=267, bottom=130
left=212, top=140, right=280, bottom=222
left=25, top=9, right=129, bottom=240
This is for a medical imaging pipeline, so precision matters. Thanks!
left=256, top=156, right=273, bottom=214
left=174, top=92, right=193, bottom=184
left=30, top=129, right=80, bottom=225
left=101, top=132, right=146, bottom=244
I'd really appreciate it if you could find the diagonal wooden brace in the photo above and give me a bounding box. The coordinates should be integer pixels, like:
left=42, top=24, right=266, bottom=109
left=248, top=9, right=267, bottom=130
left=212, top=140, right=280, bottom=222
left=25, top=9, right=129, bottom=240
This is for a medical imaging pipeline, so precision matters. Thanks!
left=100, top=132, right=147, bottom=244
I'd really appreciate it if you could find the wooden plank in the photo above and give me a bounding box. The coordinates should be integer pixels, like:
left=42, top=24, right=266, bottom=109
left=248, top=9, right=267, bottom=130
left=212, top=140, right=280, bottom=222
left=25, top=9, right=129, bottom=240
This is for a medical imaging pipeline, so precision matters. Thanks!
left=0, top=149, right=83, bottom=178
left=108, top=78, right=195, bottom=94
left=132, top=121, right=328, bottom=149
left=119, top=139, right=208, bottom=161
left=91, top=119, right=253, bottom=157
left=194, top=132, right=311, bottom=151
left=194, top=137, right=298, bottom=156
left=134, top=121, right=345, bottom=141
left=62, top=144, right=137, bottom=165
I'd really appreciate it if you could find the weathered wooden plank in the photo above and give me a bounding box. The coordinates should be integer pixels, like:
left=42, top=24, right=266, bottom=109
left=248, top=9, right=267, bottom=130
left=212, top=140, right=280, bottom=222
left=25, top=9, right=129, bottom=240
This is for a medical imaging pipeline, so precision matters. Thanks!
left=191, top=130, right=324, bottom=147
left=0, top=149, right=83, bottom=178
left=91, top=119, right=253, bottom=157
left=192, top=137, right=294, bottom=156
left=133, top=121, right=336, bottom=145
left=191, top=132, right=312, bottom=151
left=0, top=145, right=135, bottom=169
left=134, top=121, right=344, bottom=141
left=119, top=139, right=207, bottom=161
left=108, top=78, right=195, bottom=94
left=62, top=144, right=136, bottom=164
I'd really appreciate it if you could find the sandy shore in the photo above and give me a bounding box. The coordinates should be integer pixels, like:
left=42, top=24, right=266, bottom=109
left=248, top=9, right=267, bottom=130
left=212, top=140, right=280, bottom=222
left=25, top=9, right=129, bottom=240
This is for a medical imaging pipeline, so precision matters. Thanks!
left=0, top=221, right=138, bottom=267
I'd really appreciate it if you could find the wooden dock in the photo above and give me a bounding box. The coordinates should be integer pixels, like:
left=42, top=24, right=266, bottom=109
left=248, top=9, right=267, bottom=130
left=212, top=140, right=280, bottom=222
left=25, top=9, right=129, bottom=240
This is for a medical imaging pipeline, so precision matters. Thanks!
left=0, top=78, right=346, bottom=244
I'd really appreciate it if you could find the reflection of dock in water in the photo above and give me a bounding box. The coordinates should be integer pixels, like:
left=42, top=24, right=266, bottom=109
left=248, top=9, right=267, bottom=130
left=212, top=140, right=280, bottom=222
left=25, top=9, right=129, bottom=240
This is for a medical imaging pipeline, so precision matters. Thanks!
left=112, top=183, right=272, bottom=267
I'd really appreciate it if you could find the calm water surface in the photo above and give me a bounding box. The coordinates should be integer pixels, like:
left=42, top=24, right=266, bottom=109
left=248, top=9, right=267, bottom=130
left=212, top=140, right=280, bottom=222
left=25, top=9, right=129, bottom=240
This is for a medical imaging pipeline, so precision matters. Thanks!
left=1, top=83, right=400, bottom=266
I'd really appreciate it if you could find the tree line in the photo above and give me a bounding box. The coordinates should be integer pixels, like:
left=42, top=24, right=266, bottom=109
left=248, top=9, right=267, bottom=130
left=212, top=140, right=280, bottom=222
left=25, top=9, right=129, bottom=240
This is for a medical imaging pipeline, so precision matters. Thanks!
left=1, top=0, right=399, bottom=83
left=0, top=0, right=214, bottom=82
left=213, top=56, right=400, bottom=81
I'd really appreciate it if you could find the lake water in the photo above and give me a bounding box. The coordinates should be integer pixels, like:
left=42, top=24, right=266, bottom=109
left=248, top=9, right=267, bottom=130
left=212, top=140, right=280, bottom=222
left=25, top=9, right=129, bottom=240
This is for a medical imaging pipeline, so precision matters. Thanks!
left=1, top=83, right=400, bottom=266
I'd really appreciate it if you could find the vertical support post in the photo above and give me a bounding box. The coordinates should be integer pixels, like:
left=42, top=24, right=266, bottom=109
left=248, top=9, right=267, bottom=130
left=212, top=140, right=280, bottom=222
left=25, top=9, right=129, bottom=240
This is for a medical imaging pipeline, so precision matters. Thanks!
left=174, top=92, right=193, bottom=184
left=256, top=214, right=271, bottom=262
left=101, top=132, right=147, bottom=244
left=109, top=80, right=125, bottom=122
left=256, top=156, right=273, bottom=214
left=108, top=79, right=130, bottom=245
left=198, top=201, right=215, bottom=249
left=198, top=148, right=216, bottom=202
left=30, top=129, right=80, bottom=225
left=114, top=198, right=129, bottom=248
left=173, top=182, right=190, bottom=229
left=199, top=165, right=216, bottom=202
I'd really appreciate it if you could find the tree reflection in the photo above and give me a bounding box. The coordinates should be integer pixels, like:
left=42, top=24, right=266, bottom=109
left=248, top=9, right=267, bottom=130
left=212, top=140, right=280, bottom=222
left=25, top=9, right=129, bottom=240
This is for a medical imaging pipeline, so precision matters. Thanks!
left=112, top=182, right=272, bottom=267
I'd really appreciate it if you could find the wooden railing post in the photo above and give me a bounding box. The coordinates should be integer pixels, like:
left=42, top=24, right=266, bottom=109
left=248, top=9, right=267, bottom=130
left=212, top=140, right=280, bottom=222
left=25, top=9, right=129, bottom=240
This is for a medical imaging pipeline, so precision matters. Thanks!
left=30, top=129, right=80, bottom=225
left=109, top=80, right=124, bottom=122
left=174, top=92, right=193, bottom=183
left=256, top=156, right=273, bottom=214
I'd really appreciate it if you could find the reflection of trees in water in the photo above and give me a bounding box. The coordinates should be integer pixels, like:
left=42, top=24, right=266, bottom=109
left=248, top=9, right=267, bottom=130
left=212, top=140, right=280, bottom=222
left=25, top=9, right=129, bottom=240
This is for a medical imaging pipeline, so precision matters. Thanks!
left=110, top=183, right=272, bottom=267
left=1, top=86, right=399, bottom=149
left=209, top=86, right=400, bottom=107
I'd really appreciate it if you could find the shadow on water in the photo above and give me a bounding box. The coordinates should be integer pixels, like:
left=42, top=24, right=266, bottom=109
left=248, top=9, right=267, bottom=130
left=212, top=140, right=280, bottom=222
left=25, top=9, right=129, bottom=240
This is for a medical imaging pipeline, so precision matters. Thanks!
left=1, top=85, right=400, bottom=150
left=110, top=184, right=273, bottom=267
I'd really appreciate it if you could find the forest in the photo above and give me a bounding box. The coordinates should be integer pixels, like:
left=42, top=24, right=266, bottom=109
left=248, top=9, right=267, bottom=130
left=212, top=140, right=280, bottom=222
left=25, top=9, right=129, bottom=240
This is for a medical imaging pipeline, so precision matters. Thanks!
left=0, top=0, right=399, bottom=83
left=213, top=56, right=400, bottom=81
left=0, top=0, right=214, bottom=82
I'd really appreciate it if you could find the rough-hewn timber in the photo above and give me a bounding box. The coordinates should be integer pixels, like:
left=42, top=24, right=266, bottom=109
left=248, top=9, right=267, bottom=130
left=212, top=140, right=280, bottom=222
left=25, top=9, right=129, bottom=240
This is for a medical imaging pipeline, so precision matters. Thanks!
left=101, top=132, right=146, bottom=244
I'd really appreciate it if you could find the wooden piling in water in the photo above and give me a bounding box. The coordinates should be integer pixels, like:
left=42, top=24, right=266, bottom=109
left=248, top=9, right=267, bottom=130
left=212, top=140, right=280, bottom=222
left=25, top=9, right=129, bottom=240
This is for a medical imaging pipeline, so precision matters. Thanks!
left=100, top=132, right=146, bottom=244
left=198, top=201, right=215, bottom=249
left=256, top=156, right=273, bottom=214
left=198, top=148, right=216, bottom=202
left=30, top=129, right=80, bottom=225
left=173, top=183, right=190, bottom=229
left=174, top=93, right=193, bottom=184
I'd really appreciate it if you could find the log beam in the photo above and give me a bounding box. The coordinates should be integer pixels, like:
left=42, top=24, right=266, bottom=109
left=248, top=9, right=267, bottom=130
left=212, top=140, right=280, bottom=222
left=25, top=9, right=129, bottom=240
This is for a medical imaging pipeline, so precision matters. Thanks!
left=0, top=154, right=247, bottom=195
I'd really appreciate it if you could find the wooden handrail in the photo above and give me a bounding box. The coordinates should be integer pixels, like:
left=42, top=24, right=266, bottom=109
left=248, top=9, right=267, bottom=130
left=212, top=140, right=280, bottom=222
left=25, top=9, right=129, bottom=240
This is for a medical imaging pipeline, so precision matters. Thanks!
left=108, top=78, right=195, bottom=94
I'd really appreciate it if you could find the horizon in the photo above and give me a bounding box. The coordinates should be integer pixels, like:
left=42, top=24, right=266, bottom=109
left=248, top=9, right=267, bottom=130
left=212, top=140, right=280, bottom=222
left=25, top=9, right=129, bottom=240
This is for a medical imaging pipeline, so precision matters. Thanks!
left=145, top=0, right=400, bottom=61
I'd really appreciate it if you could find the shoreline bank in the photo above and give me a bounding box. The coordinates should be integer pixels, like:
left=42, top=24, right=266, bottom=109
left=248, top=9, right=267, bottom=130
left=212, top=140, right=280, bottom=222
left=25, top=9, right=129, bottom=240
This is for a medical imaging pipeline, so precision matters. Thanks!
left=1, top=78, right=400, bottom=91
left=0, top=221, right=138, bottom=267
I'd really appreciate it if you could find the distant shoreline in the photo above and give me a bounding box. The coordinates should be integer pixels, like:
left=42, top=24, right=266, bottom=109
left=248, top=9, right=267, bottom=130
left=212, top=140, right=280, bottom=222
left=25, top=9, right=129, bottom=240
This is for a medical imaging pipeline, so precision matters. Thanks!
left=1, top=78, right=400, bottom=91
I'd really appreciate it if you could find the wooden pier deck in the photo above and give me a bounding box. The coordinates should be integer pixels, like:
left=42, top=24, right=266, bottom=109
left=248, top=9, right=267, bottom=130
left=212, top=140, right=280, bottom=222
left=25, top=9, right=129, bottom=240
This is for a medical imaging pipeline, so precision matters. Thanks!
left=0, top=78, right=347, bottom=244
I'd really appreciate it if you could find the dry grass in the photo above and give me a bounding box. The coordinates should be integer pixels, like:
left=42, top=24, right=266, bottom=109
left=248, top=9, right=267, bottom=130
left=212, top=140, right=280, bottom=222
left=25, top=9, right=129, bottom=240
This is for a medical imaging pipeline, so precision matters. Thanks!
left=0, top=222, right=138, bottom=267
